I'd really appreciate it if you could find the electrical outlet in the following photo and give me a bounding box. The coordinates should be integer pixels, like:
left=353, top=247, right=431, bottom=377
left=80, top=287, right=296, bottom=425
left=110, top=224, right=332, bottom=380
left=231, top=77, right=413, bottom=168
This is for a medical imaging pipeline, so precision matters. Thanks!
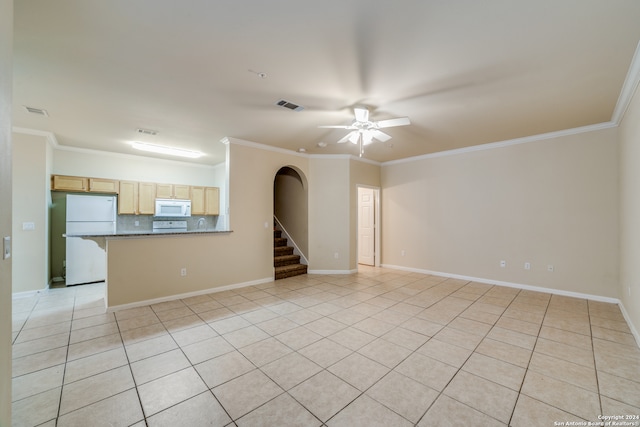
left=334, top=252, right=339, bottom=259
left=180, top=268, right=187, bottom=277
left=629, top=286, right=632, bottom=297
left=524, top=262, right=531, bottom=270
left=500, top=260, right=506, bottom=268
left=22, top=222, right=35, bottom=231
left=547, top=264, right=554, bottom=272
left=401, top=250, right=406, bottom=257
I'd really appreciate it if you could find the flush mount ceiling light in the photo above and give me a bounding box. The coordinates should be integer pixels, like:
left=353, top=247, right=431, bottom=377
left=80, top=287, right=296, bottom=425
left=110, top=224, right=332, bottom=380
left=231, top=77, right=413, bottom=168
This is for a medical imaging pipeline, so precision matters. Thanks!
left=131, top=141, right=203, bottom=158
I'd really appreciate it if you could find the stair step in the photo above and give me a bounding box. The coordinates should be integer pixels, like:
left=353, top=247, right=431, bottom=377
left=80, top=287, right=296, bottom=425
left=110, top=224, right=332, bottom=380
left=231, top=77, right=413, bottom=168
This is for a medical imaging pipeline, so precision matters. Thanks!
left=274, top=237, right=288, bottom=247
left=274, top=254, right=300, bottom=267
left=275, top=263, right=307, bottom=280
left=274, top=246, right=294, bottom=256
left=274, top=230, right=282, bottom=238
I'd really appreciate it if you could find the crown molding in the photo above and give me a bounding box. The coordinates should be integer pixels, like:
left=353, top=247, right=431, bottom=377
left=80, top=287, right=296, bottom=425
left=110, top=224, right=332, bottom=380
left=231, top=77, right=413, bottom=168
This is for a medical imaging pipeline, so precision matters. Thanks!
left=12, top=126, right=59, bottom=147
left=611, top=39, right=640, bottom=124
left=224, top=136, right=308, bottom=158
left=382, top=121, right=617, bottom=167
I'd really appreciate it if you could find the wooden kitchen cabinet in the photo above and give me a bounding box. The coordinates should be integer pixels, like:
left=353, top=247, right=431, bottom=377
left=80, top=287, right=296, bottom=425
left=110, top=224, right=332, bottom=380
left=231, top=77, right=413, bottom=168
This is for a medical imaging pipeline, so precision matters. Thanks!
left=138, top=182, right=156, bottom=214
left=88, top=178, right=119, bottom=193
left=204, top=187, right=219, bottom=215
left=156, top=183, right=190, bottom=199
left=190, top=186, right=205, bottom=215
left=118, top=181, right=155, bottom=214
left=51, top=175, right=88, bottom=192
left=118, top=181, right=138, bottom=214
left=191, top=186, right=220, bottom=215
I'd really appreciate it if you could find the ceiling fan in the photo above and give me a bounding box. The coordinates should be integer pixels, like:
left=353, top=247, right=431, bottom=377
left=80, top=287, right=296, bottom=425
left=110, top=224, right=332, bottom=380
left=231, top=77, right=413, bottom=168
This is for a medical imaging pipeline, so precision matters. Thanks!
left=318, top=107, right=410, bottom=156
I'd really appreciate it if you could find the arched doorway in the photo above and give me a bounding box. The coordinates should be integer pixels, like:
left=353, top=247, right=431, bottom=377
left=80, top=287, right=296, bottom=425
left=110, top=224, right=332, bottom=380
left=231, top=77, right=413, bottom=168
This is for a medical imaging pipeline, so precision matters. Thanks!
left=273, top=166, right=309, bottom=279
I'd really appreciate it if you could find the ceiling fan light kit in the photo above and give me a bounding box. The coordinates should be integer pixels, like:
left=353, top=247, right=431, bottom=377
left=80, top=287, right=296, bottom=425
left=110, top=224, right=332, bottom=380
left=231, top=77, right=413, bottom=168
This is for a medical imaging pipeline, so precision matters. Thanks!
left=318, top=107, right=410, bottom=157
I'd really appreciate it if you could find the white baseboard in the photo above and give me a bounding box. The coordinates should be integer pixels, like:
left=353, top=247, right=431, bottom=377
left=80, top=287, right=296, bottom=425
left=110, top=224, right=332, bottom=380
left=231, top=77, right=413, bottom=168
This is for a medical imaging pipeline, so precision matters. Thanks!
left=382, top=264, right=640, bottom=349
left=11, top=288, right=48, bottom=299
left=618, top=301, right=640, bottom=348
left=106, top=277, right=274, bottom=312
left=308, top=269, right=358, bottom=275
left=381, top=264, right=620, bottom=303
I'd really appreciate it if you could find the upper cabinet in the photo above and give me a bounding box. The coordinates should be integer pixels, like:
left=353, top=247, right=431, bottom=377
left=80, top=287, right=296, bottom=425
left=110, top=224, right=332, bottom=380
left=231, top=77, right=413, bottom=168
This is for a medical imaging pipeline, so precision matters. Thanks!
left=118, top=181, right=155, bottom=215
left=52, top=174, right=220, bottom=216
left=52, top=175, right=118, bottom=194
left=118, top=181, right=138, bottom=214
left=51, top=175, right=88, bottom=192
left=156, top=184, right=190, bottom=200
left=191, top=186, right=219, bottom=215
left=89, top=178, right=119, bottom=193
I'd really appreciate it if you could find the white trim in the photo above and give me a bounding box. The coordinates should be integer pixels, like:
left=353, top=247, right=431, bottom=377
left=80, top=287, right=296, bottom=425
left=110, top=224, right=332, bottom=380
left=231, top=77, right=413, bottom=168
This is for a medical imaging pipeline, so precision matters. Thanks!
left=611, top=40, right=640, bottom=124
left=381, top=264, right=621, bottom=304
left=308, top=269, right=358, bottom=275
left=618, top=301, right=640, bottom=348
left=12, top=126, right=60, bottom=147
left=382, top=122, right=617, bottom=166
left=106, top=277, right=273, bottom=312
left=11, top=288, right=48, bottom=299
left=226, top=136, right=308, bottom=158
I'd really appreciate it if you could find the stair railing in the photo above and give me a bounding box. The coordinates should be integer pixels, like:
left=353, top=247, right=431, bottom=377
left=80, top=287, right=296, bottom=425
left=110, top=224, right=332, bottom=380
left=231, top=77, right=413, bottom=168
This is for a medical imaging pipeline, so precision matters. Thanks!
left=273, top=215, right=309, bottom=265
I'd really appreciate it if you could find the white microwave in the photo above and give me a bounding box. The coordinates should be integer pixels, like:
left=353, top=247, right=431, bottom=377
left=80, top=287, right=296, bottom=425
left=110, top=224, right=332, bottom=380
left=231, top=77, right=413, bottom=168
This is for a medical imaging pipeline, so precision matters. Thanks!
left=154, top=198, right=191, bottom=218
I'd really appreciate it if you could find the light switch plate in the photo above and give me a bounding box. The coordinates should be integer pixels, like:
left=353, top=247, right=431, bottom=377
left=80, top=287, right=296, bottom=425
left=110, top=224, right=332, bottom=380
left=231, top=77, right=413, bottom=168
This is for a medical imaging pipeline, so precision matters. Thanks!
left=3, top=236, right=10, bottom=260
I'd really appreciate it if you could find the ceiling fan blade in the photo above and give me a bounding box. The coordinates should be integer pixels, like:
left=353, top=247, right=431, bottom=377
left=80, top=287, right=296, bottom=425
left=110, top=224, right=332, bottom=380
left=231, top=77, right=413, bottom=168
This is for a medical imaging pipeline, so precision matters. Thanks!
left=375, top=117, right=411, bottom=128
left=354, top=107, right=369, bottom=123
left=371, top=129, right=392, bottom=142
left=349, top=131, right=360, bottom=144
left=318, top=125, right=354, bottom=129
left=337, top=132, right=355, bottom=143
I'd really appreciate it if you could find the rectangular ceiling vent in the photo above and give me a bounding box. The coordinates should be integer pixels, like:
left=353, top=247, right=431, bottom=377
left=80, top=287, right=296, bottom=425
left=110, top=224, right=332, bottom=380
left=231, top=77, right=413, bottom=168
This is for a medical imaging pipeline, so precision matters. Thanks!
left=24, top=106, right=49, bottom=117
left=136, top=128, right=159, bottom=136
left=275, top=99, right=304, bottom=112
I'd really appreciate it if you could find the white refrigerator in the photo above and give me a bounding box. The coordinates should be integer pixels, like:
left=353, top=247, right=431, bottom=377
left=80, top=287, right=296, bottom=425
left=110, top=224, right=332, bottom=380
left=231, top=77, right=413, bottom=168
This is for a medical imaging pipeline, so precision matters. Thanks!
left=65, top=194, right=117, bottom=285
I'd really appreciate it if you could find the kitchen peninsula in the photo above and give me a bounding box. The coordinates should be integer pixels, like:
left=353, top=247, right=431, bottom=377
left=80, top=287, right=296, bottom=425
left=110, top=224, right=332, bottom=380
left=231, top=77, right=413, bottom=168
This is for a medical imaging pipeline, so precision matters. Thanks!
left=68, top=229, right=236, bottom=310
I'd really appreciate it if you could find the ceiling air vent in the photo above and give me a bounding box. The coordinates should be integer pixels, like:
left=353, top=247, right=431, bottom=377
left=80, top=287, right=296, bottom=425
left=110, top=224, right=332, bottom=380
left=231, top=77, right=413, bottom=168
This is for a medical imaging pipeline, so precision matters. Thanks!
left=136, top=128, right=159, bottom=136
left=24, top=106, right=49, bottom=117
left=275, top=99, right=304, bottom=112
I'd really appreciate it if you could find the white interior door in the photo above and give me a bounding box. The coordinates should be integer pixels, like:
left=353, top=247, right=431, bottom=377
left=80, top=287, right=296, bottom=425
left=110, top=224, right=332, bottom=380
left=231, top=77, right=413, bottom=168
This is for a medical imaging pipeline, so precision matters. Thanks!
left=358, top=187, right=375, bottom=265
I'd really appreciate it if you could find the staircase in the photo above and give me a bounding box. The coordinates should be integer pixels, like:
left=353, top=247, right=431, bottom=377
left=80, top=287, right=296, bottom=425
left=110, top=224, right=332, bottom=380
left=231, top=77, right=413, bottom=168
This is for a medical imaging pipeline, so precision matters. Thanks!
left=274, top=229, right=307, bottom=280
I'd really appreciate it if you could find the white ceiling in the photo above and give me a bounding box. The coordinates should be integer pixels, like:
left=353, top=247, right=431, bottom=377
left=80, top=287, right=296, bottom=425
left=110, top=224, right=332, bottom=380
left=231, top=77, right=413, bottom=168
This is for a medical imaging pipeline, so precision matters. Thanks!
left=12, top=1, right=640, bottom=164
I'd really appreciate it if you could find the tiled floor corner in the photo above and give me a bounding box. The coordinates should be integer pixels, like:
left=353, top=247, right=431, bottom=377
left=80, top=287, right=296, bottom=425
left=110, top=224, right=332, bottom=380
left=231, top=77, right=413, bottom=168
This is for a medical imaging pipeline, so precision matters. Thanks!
left=11, top=267, right=640, bottom=426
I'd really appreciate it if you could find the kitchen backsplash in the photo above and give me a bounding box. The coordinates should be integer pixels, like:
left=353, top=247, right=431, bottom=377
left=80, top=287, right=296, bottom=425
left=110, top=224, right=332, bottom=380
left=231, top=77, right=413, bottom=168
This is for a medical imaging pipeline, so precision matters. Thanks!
left=117, top=214, right=227, bottom=232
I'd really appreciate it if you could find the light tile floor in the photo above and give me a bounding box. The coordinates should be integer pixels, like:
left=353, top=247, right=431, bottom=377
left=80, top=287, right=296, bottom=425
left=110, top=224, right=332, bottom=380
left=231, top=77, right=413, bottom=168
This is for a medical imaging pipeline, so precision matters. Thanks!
left=11, top=267, right=640, bottom=426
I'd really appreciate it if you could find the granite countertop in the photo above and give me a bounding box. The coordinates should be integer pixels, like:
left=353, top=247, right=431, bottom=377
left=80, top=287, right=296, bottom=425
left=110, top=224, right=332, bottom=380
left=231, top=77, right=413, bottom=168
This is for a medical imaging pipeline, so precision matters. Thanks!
left=64, top=229, right=232, bottom=238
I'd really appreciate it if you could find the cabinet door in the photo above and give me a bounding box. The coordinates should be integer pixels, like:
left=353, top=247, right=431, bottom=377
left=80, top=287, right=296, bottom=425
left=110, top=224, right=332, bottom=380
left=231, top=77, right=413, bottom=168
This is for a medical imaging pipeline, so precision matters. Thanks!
left=205, top=187, right=220, bottom=215
left=89, top=178, right=119, bottom=193
left=190, top=187, right=205, bottom=215
left=174, top=185, right=190, bottom=200
left=156, top=183, right=173, bottom=199
left=118, top=181, right=138, bottom=214
left=138, top=182, right=156, bottom=215
left=52, top=175, right=88, bottom=192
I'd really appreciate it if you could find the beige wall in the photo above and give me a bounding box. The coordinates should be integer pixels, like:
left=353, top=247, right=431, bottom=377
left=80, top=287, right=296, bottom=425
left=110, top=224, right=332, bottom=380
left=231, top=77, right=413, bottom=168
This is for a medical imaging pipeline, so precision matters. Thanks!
left=107, top=141, right=309, bottom=307
left=12, top=133, right=50, bottom=293
left=308, top=156, right=351, bottom=272
left=619, top=82, right=640, bottom=340
left=381, top=127, right=619, bottom=298
left=0, top=0, right=12, bottom=422
left=349, top=159, right=381, bottom=269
